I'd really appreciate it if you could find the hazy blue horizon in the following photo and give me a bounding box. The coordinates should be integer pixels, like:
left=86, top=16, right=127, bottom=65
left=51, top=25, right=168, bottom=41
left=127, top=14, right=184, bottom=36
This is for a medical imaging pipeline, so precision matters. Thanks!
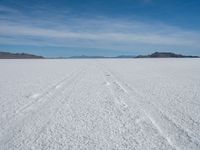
left=0, top=0, right=200, bottom=56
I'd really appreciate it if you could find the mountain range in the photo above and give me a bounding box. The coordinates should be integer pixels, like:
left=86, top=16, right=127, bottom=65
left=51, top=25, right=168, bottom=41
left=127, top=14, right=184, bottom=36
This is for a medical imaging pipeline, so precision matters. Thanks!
left=0, top=51, right=199, bottom=59
left=0, top=52, right=44, bottom=59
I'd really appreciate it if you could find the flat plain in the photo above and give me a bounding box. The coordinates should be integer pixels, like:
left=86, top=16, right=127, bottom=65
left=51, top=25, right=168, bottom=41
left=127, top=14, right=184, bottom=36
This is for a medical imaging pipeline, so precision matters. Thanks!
left=0, top=59, right=200, bottom=150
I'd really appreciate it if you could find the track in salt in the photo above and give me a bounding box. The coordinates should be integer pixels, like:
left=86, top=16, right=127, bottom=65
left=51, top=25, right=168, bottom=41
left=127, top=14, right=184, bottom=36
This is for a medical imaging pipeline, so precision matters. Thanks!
left=0, top=69, right=80, bottom=130
left=26, top=69, right=85, bottom=148
left=98, top=66, right=174, bottom=149
left=0, top=68, right=85, bottom=149
left=102, top=69, right=178, bottom=150
left=101, top=66, right=200, bottom=150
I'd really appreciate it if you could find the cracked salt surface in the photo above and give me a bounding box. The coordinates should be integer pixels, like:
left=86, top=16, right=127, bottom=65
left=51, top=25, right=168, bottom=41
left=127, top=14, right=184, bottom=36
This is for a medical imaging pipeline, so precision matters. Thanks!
left=0, top=59, right=200, bottom=150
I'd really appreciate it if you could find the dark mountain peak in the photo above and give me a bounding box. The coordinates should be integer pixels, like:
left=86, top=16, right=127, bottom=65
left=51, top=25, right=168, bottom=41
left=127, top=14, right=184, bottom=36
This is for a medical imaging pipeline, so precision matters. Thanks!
left=0, top=52, right=44, bottom=59
left=150, top=52, right=182, bottom=57
left=136, top=52, right=199, bottom=58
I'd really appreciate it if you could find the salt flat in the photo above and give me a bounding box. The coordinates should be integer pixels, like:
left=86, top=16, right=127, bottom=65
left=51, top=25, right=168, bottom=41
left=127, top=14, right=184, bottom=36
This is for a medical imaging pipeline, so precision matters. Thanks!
left=0, top=59, right=200, bottom=150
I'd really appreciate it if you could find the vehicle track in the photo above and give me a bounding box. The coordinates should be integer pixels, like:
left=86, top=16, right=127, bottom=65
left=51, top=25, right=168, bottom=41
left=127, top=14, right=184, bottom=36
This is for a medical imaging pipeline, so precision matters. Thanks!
left=98, top=65, right=175, bottom=150
left=1, top=60, right=199, bottom=150
left=99, top=63, right=200, bottom=150
left=0, top=68, right=85, bottom=149
left=20, top=68, right=85, bottom=149
left=0, top=69, right=80, bottom=130
left=105, top=66, right=200, bottom=148
left=105, top=63, right=200, bottom=138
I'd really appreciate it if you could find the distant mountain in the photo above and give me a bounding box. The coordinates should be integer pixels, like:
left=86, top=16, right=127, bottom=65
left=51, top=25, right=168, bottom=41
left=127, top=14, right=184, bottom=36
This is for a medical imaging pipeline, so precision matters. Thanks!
left=69, top=55, right=106, bottom=59
left=0, top=52, right=44, bottom=59
left=116, top=55, right=135, bottom=58
left=67, top=52, right=199, bottom=59
left=136, top=52, right=199, bottom=58
left=1, top=51, right=198, bottom=59
left=68, top=55, right=135, bottom=59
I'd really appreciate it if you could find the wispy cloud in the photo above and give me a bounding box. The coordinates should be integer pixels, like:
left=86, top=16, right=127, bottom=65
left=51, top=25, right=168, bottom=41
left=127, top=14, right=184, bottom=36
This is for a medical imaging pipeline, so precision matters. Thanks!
left=0, top=5, right=18, bottom=13
left=0, top=4, right=200, bottom=51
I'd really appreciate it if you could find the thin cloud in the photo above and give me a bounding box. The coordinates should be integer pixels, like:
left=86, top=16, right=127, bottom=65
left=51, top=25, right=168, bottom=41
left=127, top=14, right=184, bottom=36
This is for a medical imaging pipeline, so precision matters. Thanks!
left=0, top=5, right=18, bottom=13
left=0, top=5, right=200, bottom=51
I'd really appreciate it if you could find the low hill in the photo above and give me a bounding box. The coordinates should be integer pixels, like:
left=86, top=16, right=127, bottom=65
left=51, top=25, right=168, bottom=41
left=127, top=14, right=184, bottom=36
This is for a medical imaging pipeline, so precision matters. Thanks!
left=69, top=55, right=106, bottom=59
left=136, top=52, right=199, bottom=58
left=0, top=52, right=44, bottom=59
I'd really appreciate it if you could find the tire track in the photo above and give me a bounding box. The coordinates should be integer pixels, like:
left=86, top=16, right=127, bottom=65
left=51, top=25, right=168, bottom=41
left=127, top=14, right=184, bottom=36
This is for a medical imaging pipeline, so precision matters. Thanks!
left=99, top=63, right=200, bottom=150
left=106, top=63, right=200, bottom=140
left=0, top=68, right=85, bottom=149
left=98, top=65, right=175, bottom=150
left=0, top=69, right=80, bottom=130
left=101, top=68, right=178, bottom=150
left=105, top=67, right=200, bottom=150
left=23, top=68, right=85, bottom=149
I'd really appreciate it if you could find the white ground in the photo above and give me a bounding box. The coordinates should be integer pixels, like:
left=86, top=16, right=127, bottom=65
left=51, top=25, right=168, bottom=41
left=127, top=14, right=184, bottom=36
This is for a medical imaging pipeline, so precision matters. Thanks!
left=0, top=59, right=200, bottom=150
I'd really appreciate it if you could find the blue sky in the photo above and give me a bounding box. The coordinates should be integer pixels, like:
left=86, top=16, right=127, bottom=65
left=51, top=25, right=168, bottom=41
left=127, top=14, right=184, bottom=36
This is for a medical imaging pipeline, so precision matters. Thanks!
left=0, top=0, right=200, bottom=57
